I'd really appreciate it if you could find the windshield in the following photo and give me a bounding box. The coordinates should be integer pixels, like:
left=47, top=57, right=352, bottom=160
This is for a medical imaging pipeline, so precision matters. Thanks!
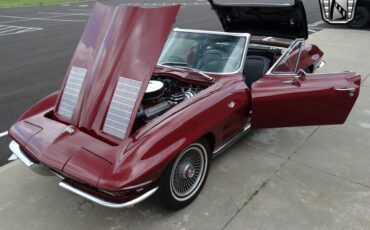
left=158, top=31, right=247, bottom=74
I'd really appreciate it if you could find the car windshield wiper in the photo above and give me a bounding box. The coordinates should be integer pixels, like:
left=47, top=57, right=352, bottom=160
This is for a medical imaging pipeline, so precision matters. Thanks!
left=160, top=64, right=214, bottom=82
left=159, top=62, right=188, bottom=67
left=176, top=66, right=214, bottom=82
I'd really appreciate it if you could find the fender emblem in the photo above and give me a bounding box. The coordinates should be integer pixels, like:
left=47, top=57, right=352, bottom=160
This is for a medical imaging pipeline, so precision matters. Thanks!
left=64, top=127, right=75, bottom=134
left=228, top=101, right=236, bottom=109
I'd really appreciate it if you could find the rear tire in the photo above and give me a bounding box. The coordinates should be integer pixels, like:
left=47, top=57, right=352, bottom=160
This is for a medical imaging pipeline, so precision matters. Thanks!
left=157, top=138, right=211, bottom=210
left=349, top=7, right=369, bottom=29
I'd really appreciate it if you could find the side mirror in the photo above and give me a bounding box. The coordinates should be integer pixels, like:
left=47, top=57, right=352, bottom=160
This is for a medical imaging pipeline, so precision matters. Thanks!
left=316, top=60, right=326, bottom=69
left=282, top=69, right=307, bottom=86
left=296, top=69, right=307, bottom=81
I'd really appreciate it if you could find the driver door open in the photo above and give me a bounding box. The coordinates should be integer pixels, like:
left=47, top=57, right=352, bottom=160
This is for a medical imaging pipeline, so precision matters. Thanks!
left=251, top=40, right=361, bottom=128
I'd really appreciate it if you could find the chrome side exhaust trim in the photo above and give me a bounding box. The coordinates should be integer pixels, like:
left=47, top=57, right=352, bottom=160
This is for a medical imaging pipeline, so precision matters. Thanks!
left=212, top=123, right=251, bottom=158
left=59, top=181, right=158, bottom=208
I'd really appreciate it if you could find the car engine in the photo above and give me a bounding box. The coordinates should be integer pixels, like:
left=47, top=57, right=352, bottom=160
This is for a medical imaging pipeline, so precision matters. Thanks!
left=137, top=76, right=206, bottom=122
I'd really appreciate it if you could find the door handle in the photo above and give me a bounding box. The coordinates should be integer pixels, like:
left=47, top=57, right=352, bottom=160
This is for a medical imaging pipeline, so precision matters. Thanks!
left=335, top=88, right=355, bottom=92
left=282, top=78, right=300, bottom=86
left=282, top=80, right=294, bottom=84
left=282, top=74, right=305, bottom=86
left=335, top=87, right=356, bottom=97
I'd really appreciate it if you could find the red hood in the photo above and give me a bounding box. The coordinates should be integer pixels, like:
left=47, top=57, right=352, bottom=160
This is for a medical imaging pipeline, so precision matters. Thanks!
left=9, top=3, right=180, bottom=187
left=55, top=3, right=179, bottom=142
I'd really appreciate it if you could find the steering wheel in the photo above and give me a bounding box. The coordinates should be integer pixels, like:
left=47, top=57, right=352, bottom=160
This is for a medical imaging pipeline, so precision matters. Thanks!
left=164, top=56, right=186, bottom=63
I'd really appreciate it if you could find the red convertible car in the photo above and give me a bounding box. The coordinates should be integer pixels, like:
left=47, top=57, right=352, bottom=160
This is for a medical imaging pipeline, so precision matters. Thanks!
left=9, top=1, right=360, bottom=210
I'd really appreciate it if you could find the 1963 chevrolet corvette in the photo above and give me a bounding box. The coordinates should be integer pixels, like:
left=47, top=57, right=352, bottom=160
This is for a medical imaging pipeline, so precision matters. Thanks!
left=8, top=0, right=360, bottom=210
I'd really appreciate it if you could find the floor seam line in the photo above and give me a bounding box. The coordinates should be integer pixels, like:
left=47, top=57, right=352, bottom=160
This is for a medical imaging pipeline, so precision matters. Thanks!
left=222, top=127, right=320, bottom=229
left=286, top=126, right=320, bottom=161
left=244, top=143, right=286, bottom=160
left=220, top=160, right=281, bottom=230
left=288, top=158, right=370, bottom=189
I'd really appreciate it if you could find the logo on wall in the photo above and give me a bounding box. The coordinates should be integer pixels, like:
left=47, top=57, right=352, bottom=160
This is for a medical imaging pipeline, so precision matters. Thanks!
left=319, top=0, right=358, bottom=24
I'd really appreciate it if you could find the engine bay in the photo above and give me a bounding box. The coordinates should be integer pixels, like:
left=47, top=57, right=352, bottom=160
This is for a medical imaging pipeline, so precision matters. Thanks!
left=132, top=75, right=208, bottom=132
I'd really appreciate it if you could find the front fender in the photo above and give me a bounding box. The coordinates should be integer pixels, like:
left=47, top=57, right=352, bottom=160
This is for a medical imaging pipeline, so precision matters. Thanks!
left=8, top=91, right=59, bottom=147
left=16, top=91, right=59, bottom=122
left=98, top=79, right=250, bottom=190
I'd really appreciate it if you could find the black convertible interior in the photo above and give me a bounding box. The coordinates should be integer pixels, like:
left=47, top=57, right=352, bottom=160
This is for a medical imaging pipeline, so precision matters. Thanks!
left=243, top=55, right=271, bottom=87
left=158, top=33, right=284, bottom=87
left=196, top=49, right=226, bottom=72
left=192, top=45, right=279, bottom=87
left=242, top=46, right=282, bottom=87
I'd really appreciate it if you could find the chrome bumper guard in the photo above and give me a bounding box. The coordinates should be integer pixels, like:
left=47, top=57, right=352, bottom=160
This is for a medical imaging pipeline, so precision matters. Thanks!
left=9, top=141, right=53, bottom=176
left=9, top=141, right=34, bottom=167
left=59, top=181, right=158, bottom=208
left=9, top=140, right=158, bottom=208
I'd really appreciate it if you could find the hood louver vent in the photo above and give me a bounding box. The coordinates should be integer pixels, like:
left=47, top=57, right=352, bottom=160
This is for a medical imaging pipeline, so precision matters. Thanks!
left=58, top=67, right=87, bottom=119
left=103, top=77, right=142, bottom=139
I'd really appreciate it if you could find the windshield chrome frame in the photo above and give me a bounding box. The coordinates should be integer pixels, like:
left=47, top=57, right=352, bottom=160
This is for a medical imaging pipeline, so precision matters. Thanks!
left=266, top=38, right=305, bottom=76
left=157, top=28, right=251, bottom=75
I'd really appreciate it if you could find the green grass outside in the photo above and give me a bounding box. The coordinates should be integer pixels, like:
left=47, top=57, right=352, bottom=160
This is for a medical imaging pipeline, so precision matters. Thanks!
left=0, top=0, right=84, bottom=8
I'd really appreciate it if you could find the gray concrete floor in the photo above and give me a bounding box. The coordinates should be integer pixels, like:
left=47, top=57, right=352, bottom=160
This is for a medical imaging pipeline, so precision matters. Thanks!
left=0, top=28, right=369, bottom=230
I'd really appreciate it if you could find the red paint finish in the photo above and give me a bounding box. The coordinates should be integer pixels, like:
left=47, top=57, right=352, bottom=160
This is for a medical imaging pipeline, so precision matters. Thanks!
left=17, top=91, right=59, bottom=122
left=99, top=78, right=250, bottom=190
left=55, top=3, right=180, bottom=144
left=9, top=122, right=41, bottom=147
left=251, top=72, right=361, bottom=128
left=298, top=44, right=324, bottom=71
left=274, top=44, right=323, bottom=73
left=55, top=3, right=115, bottom=126
left=63, top=148, right=111, bottom=186
left=8, top=3, right=361, bottom=205
left=85, top=5, right=180, bottom=143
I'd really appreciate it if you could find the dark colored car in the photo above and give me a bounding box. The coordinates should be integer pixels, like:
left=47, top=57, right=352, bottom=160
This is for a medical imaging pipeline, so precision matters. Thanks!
left=9, top=1, right=360, bottom=210
left=349, top=0, right=370, bottom=28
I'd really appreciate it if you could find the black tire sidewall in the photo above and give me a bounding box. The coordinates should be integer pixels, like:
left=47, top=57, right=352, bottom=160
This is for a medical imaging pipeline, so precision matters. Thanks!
left=349, top=7, right=370, bottom=28
left=157, top=138, right=211, bottom=210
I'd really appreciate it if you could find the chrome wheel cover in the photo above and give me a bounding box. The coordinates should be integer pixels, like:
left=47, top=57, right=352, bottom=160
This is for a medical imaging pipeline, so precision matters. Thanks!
left=170, top=143, right=208, bottom=201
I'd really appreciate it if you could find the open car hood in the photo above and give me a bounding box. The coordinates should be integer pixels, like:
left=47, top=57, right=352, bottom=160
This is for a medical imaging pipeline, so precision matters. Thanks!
left=208, top=0, right=308, bottom=40
left=55, top=3, right=180, bottom=142
left=9, top=3, right=180, bottom=186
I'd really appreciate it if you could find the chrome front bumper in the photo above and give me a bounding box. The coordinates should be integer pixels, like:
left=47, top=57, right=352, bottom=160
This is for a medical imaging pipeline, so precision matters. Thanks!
left=59, top=181, right=158, bottom=208
left=9, top=141, right=35, bottom=167
left=9, top=141, right=53, bottom=176
left=9, top=140, right=158, bottom=208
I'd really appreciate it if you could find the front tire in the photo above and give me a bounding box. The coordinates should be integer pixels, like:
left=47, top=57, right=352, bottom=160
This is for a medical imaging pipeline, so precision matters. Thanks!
left=158, top=139, right=211, bottom=210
